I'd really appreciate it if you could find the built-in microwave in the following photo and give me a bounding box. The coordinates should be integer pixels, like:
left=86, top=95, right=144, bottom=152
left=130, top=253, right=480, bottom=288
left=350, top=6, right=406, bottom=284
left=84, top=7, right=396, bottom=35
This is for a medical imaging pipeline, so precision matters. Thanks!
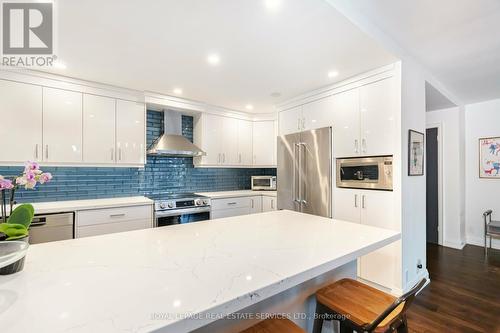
left=336, top=156, right=393, bottom=191
left=251, top=176, right=277, bottom=191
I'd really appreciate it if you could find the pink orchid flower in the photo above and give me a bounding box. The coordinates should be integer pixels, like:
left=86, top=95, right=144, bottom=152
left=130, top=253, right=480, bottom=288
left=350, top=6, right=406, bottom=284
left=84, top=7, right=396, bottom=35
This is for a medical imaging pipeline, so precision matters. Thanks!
left=39, top=172, right=53, bottom=184
left=0, top=177, right=14, bottom=190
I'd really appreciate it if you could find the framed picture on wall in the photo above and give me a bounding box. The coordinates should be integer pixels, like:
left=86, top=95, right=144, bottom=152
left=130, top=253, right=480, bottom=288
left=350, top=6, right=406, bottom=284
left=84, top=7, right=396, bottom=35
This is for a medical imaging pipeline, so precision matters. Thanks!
left=479, top=137, right=500, bottom=179
left=408, top=130, right=425, bottom=176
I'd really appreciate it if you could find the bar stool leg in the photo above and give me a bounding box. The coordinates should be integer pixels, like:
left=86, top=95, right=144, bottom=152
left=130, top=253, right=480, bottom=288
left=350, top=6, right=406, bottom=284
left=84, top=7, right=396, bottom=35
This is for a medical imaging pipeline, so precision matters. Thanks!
left=339, top=321, right=352, bottom=333
left=313, top=303, right=326, bottom=333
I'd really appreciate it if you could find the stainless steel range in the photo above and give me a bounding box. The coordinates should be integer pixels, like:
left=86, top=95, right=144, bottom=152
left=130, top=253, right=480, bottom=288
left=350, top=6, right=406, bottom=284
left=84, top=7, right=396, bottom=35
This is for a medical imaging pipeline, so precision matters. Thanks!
left=151, top=193, right=211, bottom=227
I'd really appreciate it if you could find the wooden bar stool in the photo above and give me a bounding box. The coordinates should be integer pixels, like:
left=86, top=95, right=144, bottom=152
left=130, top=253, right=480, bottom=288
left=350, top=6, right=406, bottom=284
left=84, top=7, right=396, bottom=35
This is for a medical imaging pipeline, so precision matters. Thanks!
left=312, top=278, right=427, bottom=333
left=241, top=317, right=306, bottom=333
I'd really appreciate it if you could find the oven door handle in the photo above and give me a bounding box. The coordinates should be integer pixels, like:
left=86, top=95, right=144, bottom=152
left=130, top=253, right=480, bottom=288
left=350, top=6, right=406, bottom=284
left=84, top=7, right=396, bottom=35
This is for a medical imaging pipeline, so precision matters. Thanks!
left=155, top=206, right=211, bottom=218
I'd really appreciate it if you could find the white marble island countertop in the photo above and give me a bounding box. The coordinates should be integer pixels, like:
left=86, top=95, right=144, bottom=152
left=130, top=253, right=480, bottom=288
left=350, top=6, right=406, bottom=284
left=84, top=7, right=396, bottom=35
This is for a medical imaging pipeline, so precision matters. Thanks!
left=0, top=210, right=399, bottom=333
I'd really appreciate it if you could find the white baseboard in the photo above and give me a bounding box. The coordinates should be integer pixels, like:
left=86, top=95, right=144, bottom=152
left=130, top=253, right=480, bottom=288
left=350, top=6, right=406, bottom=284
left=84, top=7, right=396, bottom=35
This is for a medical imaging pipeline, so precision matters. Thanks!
left=466, top=236, right=500, bottom=250
left=443, top=240, right=466, bottom=250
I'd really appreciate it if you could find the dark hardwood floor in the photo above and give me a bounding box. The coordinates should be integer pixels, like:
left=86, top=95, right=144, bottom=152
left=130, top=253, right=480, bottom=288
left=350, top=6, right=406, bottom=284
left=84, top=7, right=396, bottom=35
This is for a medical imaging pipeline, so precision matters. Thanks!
left=407, top=244, right=500, bottom=333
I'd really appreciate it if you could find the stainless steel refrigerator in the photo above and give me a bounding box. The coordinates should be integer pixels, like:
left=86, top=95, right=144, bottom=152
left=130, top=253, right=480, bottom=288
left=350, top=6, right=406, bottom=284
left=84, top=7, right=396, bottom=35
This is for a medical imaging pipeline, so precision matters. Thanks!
left=277, top=127, right=332, bottom=218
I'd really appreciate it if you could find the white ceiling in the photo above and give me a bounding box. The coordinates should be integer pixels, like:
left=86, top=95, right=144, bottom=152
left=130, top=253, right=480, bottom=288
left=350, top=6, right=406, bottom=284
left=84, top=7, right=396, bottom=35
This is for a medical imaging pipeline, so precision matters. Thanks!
left=426, top=82, right=457, bottom=112
left=341, top=0, right=500, bottom=105
left=47, top=0, right=397, bottom=113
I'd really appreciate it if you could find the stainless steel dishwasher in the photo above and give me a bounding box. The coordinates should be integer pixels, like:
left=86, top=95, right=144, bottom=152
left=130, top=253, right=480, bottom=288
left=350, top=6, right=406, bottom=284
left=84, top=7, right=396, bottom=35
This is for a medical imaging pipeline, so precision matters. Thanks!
left=29, top=213, right=74, bottom=244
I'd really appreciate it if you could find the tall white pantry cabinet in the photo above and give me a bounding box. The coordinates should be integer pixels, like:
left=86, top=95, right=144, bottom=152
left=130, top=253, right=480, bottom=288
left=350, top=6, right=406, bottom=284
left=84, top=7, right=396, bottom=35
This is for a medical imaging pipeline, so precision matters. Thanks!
left=278, top=71, right=400, bottom=293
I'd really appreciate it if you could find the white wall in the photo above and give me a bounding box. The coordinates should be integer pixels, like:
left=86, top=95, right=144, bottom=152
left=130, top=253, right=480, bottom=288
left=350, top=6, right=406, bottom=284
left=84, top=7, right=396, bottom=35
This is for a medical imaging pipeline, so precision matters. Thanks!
left=400, top=60, right=428, bottom=291
left=465, top=99, right=500, bottom=249
left=426, top=107, right=466, bottom=249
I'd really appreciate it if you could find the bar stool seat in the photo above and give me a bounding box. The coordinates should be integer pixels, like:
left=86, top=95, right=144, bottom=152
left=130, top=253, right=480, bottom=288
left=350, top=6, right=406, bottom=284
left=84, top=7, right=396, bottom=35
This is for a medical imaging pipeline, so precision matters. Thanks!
left=316, top=279, right=403, bottom=332
left=313, top=278, right=426, bottom=333
left=241, top=318, right=306, bottom=333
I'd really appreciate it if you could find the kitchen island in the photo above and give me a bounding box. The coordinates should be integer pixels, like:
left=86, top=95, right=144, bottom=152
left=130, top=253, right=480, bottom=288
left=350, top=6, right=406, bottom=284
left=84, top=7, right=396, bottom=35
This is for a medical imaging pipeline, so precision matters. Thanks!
left=0, top=210, right=399, bottom=333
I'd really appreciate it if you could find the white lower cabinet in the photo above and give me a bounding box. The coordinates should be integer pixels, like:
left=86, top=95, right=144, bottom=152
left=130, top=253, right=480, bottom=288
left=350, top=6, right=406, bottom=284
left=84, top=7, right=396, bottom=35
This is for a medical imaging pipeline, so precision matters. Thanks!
left=210, top=195, right=276, bottom=219
left=249, top=196, right=262, bottom=214
left=334, top=188, right=399, bottom=290
left=76, top=205, right=153, bottom=238
left=262, top=196, right=277, bottom=212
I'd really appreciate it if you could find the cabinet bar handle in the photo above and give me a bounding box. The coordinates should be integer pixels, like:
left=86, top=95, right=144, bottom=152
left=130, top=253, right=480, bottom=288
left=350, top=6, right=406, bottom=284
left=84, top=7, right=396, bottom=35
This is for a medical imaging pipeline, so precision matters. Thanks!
left=223, top=153, right=226, bottom=163
left=271, top=199, right=274, bottom=209
left=354, top=194, right=358, bottom=208
left=110, top=213, right=126, bottom=218
left=111, top=148, right=114, bottom=161
left=119, top=148, right=122, bottom=161
left=35, top=144, right=39, bottom=159
left=227, top=202, right=237, bottom=205
left=362, top=195, right=366, bottom=209
left=354, top=140, right=359, bottom=153
left=239, top=153, right=242, bottom=164
left=45, top=145, right=49, bottom=159
left=362, top=138, right=367, bottom=153
left=251, top=199, right=254, bottom=209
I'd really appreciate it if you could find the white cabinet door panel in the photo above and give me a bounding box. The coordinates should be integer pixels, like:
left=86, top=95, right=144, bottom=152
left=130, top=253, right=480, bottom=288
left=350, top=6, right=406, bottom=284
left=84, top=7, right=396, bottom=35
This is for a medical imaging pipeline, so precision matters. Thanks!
left=0, top=80, right=42, bottom=163
left=201, top=113, right=222, bottom=165
left=116, top=100, right=145, bottom=165
left=83, top=94, right=116, bottom=164
left=237, top=119, right=253, bottom=165
left=331, top=89, right=361, bottom=158
left=253, top=121, right=276, bottom=166
left=302, top=95, right=335, bottom=131
left=222, top=117, right=238, bottom=165
left=333, top=188, right=361, bottom=223
left=358, top=190, right=398, bottom=288
left=360, top=77, right=396, bottom=156
left=43, top=87, right=83, bottom=163
left=278, top=106, right=302, bottom=136
left=262, top=196, right=277, bottom=212
left=249, top=196, right=262, bottom=214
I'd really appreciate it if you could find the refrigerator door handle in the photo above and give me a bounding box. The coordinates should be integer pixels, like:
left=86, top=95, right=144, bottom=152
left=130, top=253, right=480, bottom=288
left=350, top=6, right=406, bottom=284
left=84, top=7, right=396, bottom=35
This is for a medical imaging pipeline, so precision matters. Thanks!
left=293, top=143, right=300, bottom=203
left=300, top=142, right=307, bottom=206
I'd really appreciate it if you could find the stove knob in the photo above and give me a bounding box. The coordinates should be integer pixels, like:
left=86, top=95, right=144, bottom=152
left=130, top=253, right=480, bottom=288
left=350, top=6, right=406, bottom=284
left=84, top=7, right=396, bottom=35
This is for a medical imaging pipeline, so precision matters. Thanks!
left=203, top=199, right=209, bottom=205
left=167, top=202, right=174, bottom=208
left=159, top=203, right=166, bottom=209
left=195, top=199, right=203, bottom=206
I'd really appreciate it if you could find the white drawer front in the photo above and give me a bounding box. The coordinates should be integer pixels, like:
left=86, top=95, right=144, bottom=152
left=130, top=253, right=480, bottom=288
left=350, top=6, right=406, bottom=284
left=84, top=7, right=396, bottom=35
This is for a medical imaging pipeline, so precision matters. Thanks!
left=211, top=207, right=250, bottom=220
left=77, top=219, right=151, bottom=238
left=77, top=205, right=152, bottom=227
left=211, top=197, right=250, bottom=211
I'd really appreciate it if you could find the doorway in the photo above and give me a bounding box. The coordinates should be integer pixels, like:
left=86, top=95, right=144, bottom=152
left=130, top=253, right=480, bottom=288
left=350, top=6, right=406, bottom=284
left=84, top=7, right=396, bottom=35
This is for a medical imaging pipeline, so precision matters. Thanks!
left=426, top=127, right=441, bottom=244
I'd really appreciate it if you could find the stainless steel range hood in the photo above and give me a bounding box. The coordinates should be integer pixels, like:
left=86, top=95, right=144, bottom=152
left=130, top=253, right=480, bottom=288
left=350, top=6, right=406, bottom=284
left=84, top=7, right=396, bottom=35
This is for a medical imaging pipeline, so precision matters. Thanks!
left=147, top=110, right=206, bottom=157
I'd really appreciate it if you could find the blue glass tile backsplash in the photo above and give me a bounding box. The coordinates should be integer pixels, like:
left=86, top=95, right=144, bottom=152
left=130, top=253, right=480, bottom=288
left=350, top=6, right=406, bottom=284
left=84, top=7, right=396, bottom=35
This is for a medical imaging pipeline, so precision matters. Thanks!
left=0, top=110, right=276, bottom=203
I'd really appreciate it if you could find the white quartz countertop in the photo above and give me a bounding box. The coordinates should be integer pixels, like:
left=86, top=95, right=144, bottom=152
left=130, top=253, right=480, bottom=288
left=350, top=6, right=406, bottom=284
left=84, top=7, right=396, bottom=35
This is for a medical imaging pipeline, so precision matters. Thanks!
left=2, top=196, right=153, bottom=216
left=196, top=190, right=277, bottom=199
left=0, top=210, right=399, bottom=333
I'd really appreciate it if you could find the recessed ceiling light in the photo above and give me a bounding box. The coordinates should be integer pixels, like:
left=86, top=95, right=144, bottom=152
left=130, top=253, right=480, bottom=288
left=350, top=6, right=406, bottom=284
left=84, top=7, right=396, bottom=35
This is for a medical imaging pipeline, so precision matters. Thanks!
left=173, top=88, right=183, bottom=95
left=328, top=70, right=339, bottom=78
left=264, top=0, right=282, bottom=11
left=245, top=104, right=254, bottom=111
left=271, top=92, right=282, bottom=98
left=53, top=60, right=67, bottom=70
left=207, top=54, right=220, bottom=66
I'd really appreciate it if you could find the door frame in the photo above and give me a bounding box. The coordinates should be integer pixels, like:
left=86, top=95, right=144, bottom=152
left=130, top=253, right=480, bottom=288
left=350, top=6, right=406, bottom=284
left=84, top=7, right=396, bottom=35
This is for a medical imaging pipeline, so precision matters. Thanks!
left=426, top=123, right=443, bottom=245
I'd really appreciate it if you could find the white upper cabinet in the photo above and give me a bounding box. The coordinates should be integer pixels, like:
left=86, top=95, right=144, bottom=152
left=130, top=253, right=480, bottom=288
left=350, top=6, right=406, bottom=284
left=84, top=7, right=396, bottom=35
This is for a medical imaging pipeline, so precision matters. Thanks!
left=194, top=114, right=276, bottom=168
left=116, top=100, right=145, bottom=165
left=0, top=80, right=43, bottom=163
left=43, top=87, right=83, bottom=163
left=253, top=120, right=276, bottom=166
left=331, top=89, right=361, bottom=157
left=302, top=96, right=336, bottom=131
left=83, top=95, right=116, bottom=164
left=196, top=113, right=222, bottom=165
left=237, top=120, right=253, bottom=165
left=278, top=106, right=302, bottom=136
left=222, top=116, right=238, bottom=165
left=359, top=77, right=396, bottom=156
